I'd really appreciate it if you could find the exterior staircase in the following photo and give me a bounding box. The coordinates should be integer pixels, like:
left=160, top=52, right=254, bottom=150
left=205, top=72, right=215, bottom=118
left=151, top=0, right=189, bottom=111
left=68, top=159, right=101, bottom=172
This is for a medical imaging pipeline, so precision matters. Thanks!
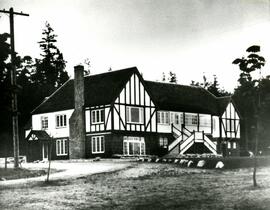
left=168, top=124, right=217, bottom=155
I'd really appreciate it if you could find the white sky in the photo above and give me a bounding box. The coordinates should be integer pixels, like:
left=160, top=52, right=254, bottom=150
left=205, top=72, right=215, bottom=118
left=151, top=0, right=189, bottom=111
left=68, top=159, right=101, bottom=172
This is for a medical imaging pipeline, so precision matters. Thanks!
left=0, top=0, right=270, bottom=92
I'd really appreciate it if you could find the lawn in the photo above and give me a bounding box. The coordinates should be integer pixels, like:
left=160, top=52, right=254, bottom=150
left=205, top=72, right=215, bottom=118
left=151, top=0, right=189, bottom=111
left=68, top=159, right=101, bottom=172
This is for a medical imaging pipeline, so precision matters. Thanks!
left=0, top=163, right=270, bottom=210
left=0, top=168, right=47, bottom=180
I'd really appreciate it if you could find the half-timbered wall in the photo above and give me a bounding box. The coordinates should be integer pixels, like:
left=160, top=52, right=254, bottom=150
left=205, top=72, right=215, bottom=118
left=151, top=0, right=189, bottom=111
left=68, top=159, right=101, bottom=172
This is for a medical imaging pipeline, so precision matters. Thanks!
left=85, top=105, right=111, bottom=133
left=32, top=109, right=74, bottom=138
left=221, top=102, right=240, bottom=138
left=85, top=73, right=157, bottom=134
left=113, top=73, right=157, bottom=132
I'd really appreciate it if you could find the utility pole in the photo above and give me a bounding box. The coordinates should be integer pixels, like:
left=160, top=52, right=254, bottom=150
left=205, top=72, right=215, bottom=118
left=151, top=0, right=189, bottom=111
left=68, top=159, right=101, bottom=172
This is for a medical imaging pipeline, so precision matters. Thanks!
left=0, top=8, right=29, bottom=168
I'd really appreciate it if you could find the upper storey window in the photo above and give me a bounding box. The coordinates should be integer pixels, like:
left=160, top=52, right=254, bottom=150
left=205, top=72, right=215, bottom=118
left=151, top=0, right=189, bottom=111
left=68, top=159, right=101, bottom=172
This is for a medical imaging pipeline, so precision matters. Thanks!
left=157, top=111, right=169, bottom=124
left=126, top=106, right=144, bottom=124
left=41, top=116, right=48, bottom=130
left=185, top=114, right=198, bottom=125
left=56, top=114, right=67, bottom=128
left=91, top=109, right=105, bottom=124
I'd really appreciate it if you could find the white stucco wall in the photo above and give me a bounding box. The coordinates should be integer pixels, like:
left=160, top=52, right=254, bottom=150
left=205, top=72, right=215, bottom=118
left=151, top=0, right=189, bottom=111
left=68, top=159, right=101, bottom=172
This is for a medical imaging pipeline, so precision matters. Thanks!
left=32, top=109, right=74, bottom=138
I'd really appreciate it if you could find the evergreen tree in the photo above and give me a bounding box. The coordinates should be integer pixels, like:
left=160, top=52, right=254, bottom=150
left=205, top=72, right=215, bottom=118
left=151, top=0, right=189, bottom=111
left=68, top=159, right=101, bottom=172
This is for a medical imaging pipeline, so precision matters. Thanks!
left=168, top=71, right=177, bottom=83
left=32, top=22, right=69, bottom=91
left=190, top=75, right=230, bottom=97
left=83, top=58, right=91, bottom=75
left=162, top=72, right=166, bottom=82
left=0, top=33, right=12, bottom=110
left=0, top=33, right=13, bottom=157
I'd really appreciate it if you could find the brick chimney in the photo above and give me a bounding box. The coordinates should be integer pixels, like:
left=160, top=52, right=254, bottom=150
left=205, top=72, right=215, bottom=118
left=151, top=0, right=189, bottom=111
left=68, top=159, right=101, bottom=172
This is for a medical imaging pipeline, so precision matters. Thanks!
left=74, top=65, right=85, bottom=110
left=69, top=65, right=85, bottom=159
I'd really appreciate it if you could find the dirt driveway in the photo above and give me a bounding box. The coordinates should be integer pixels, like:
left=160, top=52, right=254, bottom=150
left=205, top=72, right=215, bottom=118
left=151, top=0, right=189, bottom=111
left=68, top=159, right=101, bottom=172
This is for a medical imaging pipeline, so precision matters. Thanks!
left=0, top=159, right=135, bottom=186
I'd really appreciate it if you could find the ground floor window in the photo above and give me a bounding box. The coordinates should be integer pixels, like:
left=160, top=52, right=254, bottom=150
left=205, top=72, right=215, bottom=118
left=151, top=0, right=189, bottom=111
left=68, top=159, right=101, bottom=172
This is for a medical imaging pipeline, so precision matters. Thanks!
left=227, top=142, right=237, bottom=149
left=159, top=137, right=168, bottom=148
left=56, top=139, right=68, bottom=156
left=123, top=136, right=145, bottom=155
left=92, top=136, right=105, bottom=153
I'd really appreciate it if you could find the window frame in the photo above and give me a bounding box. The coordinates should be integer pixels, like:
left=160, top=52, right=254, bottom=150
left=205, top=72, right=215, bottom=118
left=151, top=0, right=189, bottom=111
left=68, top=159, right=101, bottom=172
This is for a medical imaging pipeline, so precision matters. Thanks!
left=199, top=115, right=211, bottom=127
left=126, top=106, right=144, bottom=124
left=56, top=114, right=67, bottom=128
left=227, top=142, right=231, bottom=149
left=185, top=114, right=198, bottom=126
left=41, top=116, right=48, bottom=130
left=159, top=137, right=168, bottom=148
left=123, top=136, right=145, bottom=156
left=157, top=111, right=170, bottom=125
left=91, top=136, right=105, bottom=154
left=91, top=109, right=105, bottom=124
left=56, top=139, right=68, bottom=156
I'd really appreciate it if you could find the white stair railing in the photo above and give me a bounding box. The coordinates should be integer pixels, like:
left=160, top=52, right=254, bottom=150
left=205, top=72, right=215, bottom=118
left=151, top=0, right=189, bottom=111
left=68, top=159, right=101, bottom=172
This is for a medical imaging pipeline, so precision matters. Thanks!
left=180, top=133, right=195, bottom=154
left=168, top=135, right=182, bottom=151
left=203, top=135, right=217, bottom=154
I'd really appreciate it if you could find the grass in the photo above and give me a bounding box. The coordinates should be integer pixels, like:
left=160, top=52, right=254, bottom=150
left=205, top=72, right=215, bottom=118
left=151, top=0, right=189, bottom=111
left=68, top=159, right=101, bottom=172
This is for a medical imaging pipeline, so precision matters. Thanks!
left=0, top=163, right=270, bottom=210
left=0, top=168, right=46, bottom=180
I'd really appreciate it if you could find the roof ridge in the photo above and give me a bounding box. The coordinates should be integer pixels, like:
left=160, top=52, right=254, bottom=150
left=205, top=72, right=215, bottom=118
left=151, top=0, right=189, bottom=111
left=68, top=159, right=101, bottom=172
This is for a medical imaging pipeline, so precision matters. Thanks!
left=145, top=80, right=202, bottom=89
left=83, top=66, right=138, bottom=79
left=216, top=95, right=232, bottom=99
left=31, top=78, right=72, bottom=114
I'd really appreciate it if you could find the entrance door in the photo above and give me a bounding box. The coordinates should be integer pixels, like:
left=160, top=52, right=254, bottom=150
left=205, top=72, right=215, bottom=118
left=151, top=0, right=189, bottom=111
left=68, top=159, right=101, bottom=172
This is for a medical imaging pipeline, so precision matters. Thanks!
left=123, top=136, right=145, bottom=156
left=42, top=142, right=49, bottom=161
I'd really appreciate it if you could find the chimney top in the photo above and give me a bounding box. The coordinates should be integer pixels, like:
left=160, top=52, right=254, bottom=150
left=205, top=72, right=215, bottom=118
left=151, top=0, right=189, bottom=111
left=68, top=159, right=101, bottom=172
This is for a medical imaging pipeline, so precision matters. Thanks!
left=74, top=65, right=84, bottom=71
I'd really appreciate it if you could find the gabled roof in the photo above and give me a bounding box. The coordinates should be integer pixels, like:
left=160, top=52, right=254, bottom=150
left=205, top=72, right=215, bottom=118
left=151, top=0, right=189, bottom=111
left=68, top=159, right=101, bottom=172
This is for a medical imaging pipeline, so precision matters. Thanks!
left=216, top=96, right=231, bottom=114
left=218, top=96, right=242, bottom=118
left=32, top=67, right=138, bottom=114
left=31, top=66, right=238, bottom=117
left=144, top=81, right=221, bottom=115
left=26, top=130, right=51, bottom=141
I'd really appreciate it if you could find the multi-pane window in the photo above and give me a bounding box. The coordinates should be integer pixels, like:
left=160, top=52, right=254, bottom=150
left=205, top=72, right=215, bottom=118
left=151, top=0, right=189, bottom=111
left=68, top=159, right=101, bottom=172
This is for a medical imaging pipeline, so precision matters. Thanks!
left=56, top=114, right=67, bottom=128
left=92, top=136, right=105, bottom=153
left=199, top=115, right=211, bottom=127
left=91, top=109, right=105, bottom=124
left=228, top=142, right=237, bottom=149
left=185, top=114, right=198, bottom=125
left=126, top=107, right=144, bottom=124
left=159, top=137, right=168, bottom=148
left=157, top=111, right=169, bottom=124
left=123, top=136, right=145, bottom=155
left=172, top=113, right=183, bottom=125
left=56, top=139, right=68, bottom=156
left=41, top=116, right=48, bottom=130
